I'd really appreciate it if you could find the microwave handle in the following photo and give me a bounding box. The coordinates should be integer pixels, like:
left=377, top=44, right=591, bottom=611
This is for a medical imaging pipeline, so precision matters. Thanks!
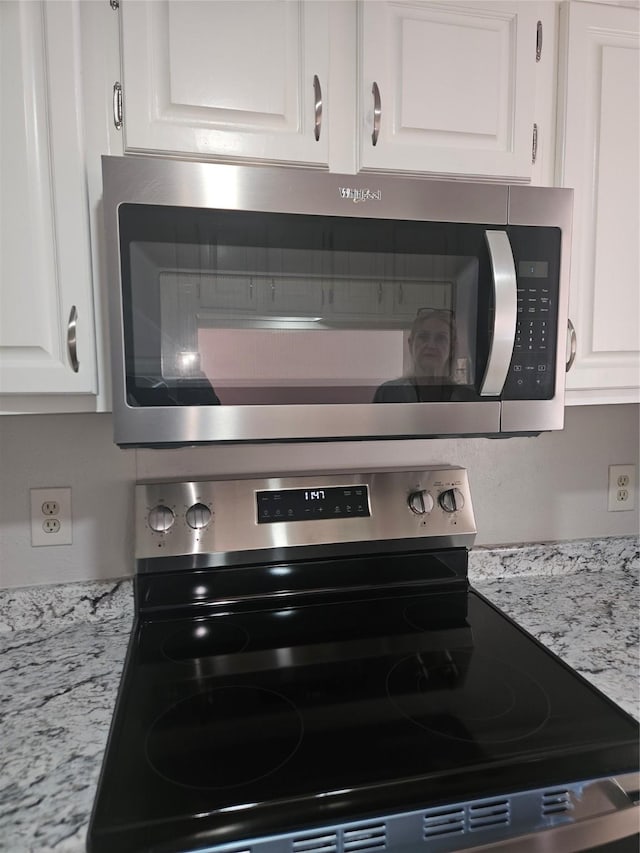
left=480, top=230, right=518, bottom=397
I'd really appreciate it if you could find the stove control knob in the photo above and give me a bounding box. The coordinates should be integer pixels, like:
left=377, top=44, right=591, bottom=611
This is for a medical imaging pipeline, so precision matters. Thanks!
left=439, top=488, right=465, bottom=513
left=148, top=504, right=175, bottom=533
left=408, top=490, right=434, bottom=516
left=186, top=502, right=212, bottom=530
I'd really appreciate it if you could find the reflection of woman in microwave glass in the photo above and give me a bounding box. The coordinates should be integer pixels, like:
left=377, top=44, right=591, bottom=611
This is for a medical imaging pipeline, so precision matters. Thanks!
left=373, top=308, right=474, bottom=403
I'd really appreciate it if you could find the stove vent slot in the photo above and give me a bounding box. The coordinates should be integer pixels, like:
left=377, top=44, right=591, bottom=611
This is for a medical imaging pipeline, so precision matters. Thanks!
left=423, top=806, right=465, bottom=839
left=469, top=798, right=511, bottom=831
left=292, top=832, right=338, bottom=853
left=541, top=789, right=572, bottom=816
left=343, top=821, right=387, bottom=851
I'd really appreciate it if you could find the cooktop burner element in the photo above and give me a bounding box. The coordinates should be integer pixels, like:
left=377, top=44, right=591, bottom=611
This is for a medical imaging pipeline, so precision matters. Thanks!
left=146, top=686, right=303, bottom=789
left=88, top=468, right=639, bottom=853
left=386, top=649, right=551, bottom=743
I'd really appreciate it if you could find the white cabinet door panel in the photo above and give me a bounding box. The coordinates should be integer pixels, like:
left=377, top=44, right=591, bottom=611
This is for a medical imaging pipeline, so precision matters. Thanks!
left=121, top=0, right=330, bottom=166
left=560, top=1, right=640, bottom=403
left=358, top=1, right=538, bottom=180
left=0, top=1, right=97, bottom=396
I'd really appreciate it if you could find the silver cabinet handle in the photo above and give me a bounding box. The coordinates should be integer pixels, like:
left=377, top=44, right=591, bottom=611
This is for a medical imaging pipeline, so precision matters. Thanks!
left=67, top=305, right=79, bottom=373
left=566, top=317, right=577, bottom=372
left=113, top=82, right=123, bottom=130
left=371, top=81, right=381, bottom=146
left=313, top=75, right=322, bottom=142
left=480, top=231, right=517, bottom=397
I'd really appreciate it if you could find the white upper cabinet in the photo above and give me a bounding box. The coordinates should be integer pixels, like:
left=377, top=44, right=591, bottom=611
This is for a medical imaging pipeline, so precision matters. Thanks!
left=120, top=0, right=331, bottom=166
left=0, top=1, right=97, bottom=405
left=558, top=1, right=640, bottom=404
left=358, top=1, right=544, bottom=181
left=118, top=0, right=556, bottom=182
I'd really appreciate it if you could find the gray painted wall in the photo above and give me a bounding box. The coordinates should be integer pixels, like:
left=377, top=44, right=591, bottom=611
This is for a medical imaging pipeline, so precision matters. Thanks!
left=0, top=404, right=638, bottom=589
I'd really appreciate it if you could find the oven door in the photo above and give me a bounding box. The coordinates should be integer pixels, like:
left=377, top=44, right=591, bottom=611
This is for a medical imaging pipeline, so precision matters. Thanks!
left=103, top=157, right=569, bottom=446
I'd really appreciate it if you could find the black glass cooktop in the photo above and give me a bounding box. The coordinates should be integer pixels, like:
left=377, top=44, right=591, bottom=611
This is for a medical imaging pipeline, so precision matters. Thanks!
left=89, top=582, right=639, bottom=853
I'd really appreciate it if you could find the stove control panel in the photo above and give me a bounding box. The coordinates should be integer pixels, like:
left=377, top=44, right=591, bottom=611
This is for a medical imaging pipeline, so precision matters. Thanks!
left=135, top=467, right=476, bottom=561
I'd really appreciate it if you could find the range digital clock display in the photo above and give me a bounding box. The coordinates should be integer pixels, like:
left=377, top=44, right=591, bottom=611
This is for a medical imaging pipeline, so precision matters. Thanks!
left=256, top=485, right=370, bottom=524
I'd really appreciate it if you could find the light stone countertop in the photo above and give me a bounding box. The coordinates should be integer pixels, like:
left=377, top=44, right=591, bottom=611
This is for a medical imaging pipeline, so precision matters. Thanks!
left=0, top=536, right=637, bottom=853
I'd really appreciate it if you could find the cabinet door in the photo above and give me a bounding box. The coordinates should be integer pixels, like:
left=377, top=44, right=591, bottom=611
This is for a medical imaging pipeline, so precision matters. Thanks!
left=358, top=1, right=539, bottom=181
left=261, top=278, right=325, bottom=315
left=120, top=0, right=330, bottom=166
left=0, top=1, right=97, bottom=398
left=560, top=1, right=639, bottom=404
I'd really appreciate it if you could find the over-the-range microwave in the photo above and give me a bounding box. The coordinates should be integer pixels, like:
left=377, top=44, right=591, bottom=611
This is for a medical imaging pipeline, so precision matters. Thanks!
left=101, top=156, right=573, bottom=447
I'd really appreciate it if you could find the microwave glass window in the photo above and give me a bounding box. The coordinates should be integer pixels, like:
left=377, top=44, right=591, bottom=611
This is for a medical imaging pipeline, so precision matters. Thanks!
left=121, top=206, right=492, bottom=406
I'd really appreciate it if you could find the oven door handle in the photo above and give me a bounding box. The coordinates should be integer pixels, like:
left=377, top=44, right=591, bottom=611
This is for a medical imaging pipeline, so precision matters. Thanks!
left=480, top=230, right=517, bottom=397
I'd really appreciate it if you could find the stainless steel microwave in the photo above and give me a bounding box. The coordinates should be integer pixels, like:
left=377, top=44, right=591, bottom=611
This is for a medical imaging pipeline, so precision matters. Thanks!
left=102, top=156, right=573, bottom=447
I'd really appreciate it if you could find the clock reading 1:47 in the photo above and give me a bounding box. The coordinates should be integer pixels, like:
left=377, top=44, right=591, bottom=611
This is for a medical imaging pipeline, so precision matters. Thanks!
left=305, top=490, right=326, bottom=501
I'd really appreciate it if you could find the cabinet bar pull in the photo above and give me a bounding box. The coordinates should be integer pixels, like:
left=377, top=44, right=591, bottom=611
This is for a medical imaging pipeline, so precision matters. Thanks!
left=67, top=306, right=79, bottom=373
left=532, top=123, right=538, bottom=164
left=566, top=318, right=577, bottom=372
left=536, top=21, right=543, bottom=62
left=113, top=82, right=123, bottom=130
left=313, top=75, right=322, bottom=142
left=371, top=82, right=381, bottom=146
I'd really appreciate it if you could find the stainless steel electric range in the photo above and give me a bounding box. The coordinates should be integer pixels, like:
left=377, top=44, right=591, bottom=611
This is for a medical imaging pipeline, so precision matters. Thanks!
left=88, top=468, right=639, bottom=853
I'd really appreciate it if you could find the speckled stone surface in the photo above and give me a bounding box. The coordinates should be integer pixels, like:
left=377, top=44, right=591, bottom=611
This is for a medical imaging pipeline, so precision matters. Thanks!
left=0, top=616, right=131, bottom=853
left=0, top=579, right=133, bottom=634
left=468, top=535, right=639, bottom=581
left=0, top=536, right=637, bottom=852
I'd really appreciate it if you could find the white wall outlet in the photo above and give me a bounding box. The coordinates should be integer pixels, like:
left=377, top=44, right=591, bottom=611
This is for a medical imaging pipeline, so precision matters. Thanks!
left=607, top=465, right=636, bottom=512
left=30, top=488, right=73, bottom=546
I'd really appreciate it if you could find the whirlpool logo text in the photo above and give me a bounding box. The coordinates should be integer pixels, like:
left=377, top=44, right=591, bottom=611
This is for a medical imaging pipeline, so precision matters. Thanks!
left=339, top=187, right=382, bottom=203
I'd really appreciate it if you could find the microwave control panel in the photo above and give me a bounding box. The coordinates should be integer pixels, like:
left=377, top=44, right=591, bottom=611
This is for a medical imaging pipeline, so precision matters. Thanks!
left=502, top=227, right=561, bottom=400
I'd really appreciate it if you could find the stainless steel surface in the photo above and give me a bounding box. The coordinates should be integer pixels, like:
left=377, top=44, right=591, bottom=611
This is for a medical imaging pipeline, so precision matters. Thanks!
left=134, top=467, right=477, bottom=560
left=112, top=82, right=122, bottom=130
left=480, top=231, right=517, bottom=397
left=114, top=400, right=501, bottom=446
left=371, top=81, right=381, bottom=146
left=455, top=777, right=639, bottom=853
left=102, top=156, right=572, bottom=445
left=66, top=305, right=79, bottom=373
left=567, top=318, right=577, bottom=372
left=313, top=74, right=322, bottom=142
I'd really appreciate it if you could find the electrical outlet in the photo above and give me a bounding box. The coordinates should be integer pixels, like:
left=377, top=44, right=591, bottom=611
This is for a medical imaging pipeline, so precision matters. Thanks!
left=30, top=488, right=73, bottom=546
left=607, top=465, right=636, bottom=512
